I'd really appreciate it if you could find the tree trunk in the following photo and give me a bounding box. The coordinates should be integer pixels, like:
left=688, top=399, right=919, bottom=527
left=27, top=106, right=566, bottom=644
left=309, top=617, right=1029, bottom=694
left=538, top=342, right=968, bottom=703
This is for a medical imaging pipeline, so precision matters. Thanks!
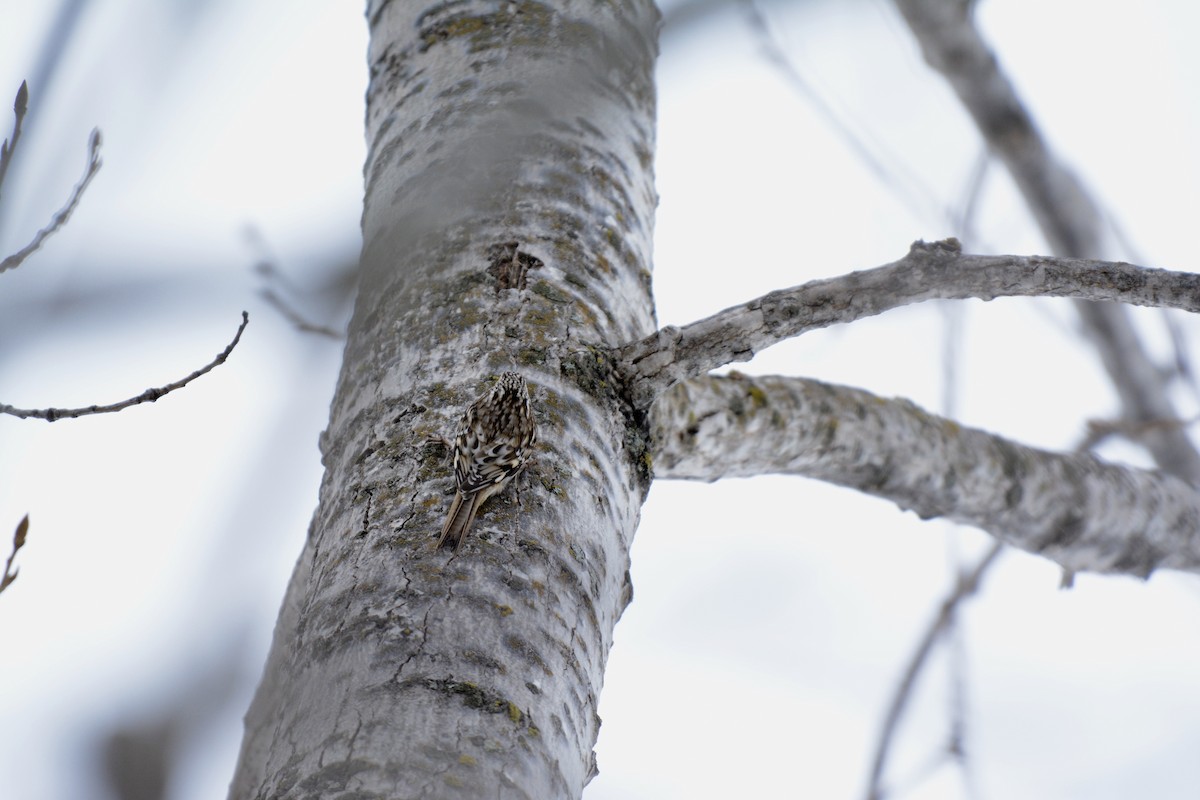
left=229, top=2, right=659, bottom=797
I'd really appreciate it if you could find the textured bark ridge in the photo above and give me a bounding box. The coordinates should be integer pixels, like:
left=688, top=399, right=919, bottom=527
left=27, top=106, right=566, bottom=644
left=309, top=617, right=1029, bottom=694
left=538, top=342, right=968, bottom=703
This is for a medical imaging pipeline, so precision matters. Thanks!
left=654, top=373, right=1200, bottom=576
left=230, top=2, right=660, bottom=798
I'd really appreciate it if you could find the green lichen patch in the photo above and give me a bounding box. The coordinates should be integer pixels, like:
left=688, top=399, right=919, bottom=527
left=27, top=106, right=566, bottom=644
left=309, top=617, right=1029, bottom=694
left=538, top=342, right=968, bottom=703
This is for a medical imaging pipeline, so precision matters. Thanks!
left=560, top=344, right=620, bottom=401
left=421, top=678, right=540, bottom=733
left=560, top=345, right=653, bottom=489
left=530, top=279, right=571, bottom=304
left=417, top=2, right=556, bottom=55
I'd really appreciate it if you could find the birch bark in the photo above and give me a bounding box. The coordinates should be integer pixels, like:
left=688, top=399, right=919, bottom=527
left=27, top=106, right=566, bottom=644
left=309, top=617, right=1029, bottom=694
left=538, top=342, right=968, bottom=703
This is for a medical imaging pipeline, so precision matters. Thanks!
left=230, top=2, right=659, bottom=797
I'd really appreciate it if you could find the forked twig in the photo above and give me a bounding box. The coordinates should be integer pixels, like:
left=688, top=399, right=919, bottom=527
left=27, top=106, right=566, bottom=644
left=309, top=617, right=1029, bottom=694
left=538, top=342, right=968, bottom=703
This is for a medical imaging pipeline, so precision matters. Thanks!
left=864, top=541, right=1004, bottom=800
left=0, top=126, right=103, bottom=274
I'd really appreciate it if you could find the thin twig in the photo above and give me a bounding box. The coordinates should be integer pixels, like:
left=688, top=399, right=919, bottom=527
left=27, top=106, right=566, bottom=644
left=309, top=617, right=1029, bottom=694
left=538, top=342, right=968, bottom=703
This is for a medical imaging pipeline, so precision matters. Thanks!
left=1079, top=415, right=1200, bottom=453
left=0, top=514, right=29, bottom=595
left=864, top=541, right=1004, bottom=800
left=0, top=126, right=102, bottom=274
left=259, top=288, right=343, bottom=340
left=246, top=226, right=343, bottom=340
left=0, top=311, right=249, bottom=421
left=740, top=0, right=946, bottom=223
left=0, top=81, right=29, bottom=203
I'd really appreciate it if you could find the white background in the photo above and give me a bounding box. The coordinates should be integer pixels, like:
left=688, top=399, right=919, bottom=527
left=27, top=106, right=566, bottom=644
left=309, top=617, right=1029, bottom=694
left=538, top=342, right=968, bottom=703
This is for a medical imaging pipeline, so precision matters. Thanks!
left=1, top=2, right=1199, bottom=798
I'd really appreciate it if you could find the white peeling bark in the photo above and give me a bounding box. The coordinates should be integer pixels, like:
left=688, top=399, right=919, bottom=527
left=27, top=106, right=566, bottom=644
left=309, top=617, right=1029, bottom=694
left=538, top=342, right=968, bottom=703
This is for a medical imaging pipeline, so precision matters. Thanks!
left=653, top=373, right=1200, bottom=577
left=229, top=2, right=659, bottom=798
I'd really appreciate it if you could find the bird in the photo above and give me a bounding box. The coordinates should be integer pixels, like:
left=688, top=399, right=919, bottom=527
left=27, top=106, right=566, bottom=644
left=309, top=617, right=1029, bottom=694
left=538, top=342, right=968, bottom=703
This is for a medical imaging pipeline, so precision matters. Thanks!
left=436, top=371, right=537, bottom=551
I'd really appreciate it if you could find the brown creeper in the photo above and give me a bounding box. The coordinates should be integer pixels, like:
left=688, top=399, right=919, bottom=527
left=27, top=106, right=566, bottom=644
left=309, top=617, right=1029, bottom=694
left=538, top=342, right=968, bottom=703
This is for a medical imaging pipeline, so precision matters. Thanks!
left=436, top=371, right=537, bottom=551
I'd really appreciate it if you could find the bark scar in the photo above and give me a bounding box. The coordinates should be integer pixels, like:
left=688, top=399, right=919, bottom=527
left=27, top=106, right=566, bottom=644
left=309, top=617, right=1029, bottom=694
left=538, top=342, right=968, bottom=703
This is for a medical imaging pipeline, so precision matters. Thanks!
left=487, top=241, right=543, bottom=292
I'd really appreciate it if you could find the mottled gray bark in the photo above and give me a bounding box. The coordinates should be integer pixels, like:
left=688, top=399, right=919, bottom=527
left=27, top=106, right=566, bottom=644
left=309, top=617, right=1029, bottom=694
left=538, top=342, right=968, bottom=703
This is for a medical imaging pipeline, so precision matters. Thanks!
left=653, top=373, right=1200, bottom=577
left=620, top=239, right=1200, bottom=413
left=229, top=2, right=658, bottom=797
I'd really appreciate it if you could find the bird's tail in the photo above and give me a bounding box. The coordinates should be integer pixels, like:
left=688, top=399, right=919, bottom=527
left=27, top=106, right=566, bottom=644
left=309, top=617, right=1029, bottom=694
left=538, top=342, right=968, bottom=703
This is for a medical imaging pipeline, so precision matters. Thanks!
left=435, top=490, right=484, bottom=551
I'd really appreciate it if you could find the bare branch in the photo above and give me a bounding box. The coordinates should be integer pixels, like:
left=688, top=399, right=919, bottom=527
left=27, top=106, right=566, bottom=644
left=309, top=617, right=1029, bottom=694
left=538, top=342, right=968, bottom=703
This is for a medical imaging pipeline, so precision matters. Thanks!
left=620, top=240, right=1200, bottom=410
left=892, top=0, right=1101, bottom=254
left=0, top=126, right=102, bottom=274
left=0, top=81, right=29, bottom=202
left=865, top=355, right=1160, bottom=796
left=0, top=311, right=249, bottom=421
left=741, top=1, right=945, bottom=223
left=258, top=288, right=344, bottom=339
left=892, top=0, right=1200, bottom=483
left=1079, top=415, right=1200, bottom=455
left=652, top=373, right=1200, bottom=577
left=0, top=514, right=29, bottom=595
left=246, top=226, right=344, bottom=340
left=864, top=541, right=1004, bottom=800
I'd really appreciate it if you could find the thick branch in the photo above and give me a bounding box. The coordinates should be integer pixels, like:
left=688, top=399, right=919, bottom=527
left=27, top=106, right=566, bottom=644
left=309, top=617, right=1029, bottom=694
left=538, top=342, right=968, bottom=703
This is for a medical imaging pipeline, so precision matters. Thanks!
left=892, top=0, right=1200, bottom=482
left=651, top=373, right=1200, bottom=577
left=620, top=240, right=1200, bottom=411
left=0, top=311, right=248, bottom=421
